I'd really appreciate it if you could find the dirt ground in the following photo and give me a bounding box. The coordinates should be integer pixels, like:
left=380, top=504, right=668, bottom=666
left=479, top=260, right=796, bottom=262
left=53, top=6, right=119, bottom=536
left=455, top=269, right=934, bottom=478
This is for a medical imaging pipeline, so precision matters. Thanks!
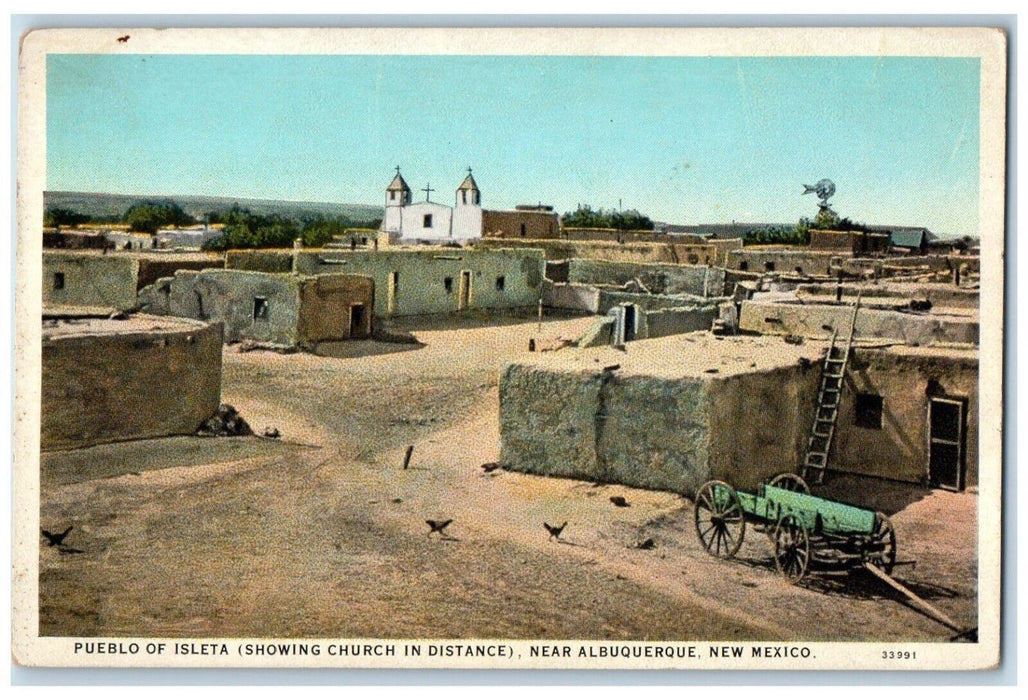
left=38, top=312, right=978, bottom=642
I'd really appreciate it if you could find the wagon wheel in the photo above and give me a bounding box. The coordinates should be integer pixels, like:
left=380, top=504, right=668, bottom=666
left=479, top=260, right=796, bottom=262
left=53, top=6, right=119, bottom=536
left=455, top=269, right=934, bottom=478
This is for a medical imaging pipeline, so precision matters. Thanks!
left=768, top=472, right=811, bottom=494
left=693, top=480, right=746, bottom=559
left=865, top=511, right=897, bottom=575
left=772, top=514, right=811, bottom=583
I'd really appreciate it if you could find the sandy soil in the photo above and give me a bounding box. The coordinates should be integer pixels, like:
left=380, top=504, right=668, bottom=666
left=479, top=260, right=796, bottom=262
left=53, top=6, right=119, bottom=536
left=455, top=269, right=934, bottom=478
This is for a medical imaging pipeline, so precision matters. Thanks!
left=39, top=313, right=977, bottom=641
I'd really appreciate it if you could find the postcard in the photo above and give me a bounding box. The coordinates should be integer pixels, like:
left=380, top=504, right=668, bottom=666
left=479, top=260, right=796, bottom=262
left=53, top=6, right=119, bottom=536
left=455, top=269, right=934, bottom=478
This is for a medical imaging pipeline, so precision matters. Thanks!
left=13, top=25, right=1006, bottom=670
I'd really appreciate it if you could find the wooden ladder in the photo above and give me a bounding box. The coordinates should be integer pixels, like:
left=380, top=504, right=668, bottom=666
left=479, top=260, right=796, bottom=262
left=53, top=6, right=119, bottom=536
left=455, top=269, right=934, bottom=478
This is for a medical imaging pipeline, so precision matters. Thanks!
left=802, top=293, right=861, bottom=484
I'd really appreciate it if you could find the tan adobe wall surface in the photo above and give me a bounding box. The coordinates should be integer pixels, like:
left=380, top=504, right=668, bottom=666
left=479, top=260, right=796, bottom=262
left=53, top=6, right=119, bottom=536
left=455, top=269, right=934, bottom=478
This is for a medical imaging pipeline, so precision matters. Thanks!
left=831, top=346, right=979, bottom=486
left=41, top=317, right=223, bottom=450
left=43, top=252, right=140, bottom=311
left=482, top=210, right=560, bottom=239
left=297, top=274, right=375, bottom=342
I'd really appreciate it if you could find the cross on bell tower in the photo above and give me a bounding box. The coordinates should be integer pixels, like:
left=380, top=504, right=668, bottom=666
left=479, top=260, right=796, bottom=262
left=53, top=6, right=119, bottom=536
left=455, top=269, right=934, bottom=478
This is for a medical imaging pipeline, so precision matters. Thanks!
left=422, top=183, right=435, bottom=202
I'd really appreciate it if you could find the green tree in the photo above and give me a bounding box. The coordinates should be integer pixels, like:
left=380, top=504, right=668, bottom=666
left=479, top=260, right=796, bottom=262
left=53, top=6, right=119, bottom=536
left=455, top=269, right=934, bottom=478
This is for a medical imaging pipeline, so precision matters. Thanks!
left=123, top=201, right=194, bottom=234
left=44, top=207, right=90, bottom=229
left=562, top=204, right=654, bottom=230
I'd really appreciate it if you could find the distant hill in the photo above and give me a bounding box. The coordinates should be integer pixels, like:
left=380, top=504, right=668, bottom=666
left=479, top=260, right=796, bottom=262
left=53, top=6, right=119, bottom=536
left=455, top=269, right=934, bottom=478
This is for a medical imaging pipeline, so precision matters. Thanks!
left=44, top=191, right=383, bottom=224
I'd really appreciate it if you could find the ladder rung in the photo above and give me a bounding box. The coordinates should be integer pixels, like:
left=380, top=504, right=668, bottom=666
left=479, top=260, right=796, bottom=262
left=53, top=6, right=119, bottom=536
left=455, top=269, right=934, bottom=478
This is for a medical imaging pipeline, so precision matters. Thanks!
left=824, top=372, right=844, bottom=379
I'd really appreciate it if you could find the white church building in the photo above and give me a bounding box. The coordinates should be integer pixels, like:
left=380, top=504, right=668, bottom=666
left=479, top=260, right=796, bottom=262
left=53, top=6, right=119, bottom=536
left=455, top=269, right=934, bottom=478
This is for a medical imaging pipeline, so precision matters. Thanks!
left=381, top=167, right=484, bottom=243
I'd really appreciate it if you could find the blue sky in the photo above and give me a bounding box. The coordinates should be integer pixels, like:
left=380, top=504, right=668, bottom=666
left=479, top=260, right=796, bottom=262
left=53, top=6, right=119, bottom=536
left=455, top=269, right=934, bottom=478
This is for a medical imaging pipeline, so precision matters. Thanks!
left=46, top=54, right=980, bottom=235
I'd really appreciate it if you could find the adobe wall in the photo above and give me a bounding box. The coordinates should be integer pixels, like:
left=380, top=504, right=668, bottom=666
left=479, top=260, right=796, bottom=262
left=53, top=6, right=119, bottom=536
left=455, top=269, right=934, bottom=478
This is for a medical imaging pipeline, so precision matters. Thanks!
left=739, top=300, right=979, bottom=346
left=832, top=347, right=979, bottom=486
left=567, top=259, right=726, bottom=296
left=499, top=364, right=713, bottom=493
left=296, top=274, right=375, bottom=342
left=725, top=248, right=841, bottom=276
left=482, top=210, right=560, bottom=239
left=541, top=280, right=601, bottom=313
left=41, top=317, right=223, bottom=450
left=292, top=248, right=544, bottom=317
left=499, top=340, right=820, bottom=495
left=643, top=305, right=721, bottom=339
left=706, top=364, right=820, bottom=490
left=474, top=238, right=732, bottom=265
left=499, top=365, right=604, bottom=480
left=165, top=270, right=302, bottom=346
left=795, top=282, right=980, bottom=309
left=598, top=290, right=716, bottom=314
left=136, top=255, right=224, bottom=289
left=224, top=249, right=295, bottom=273
left=42, top=252, right=140, bottom=311
left=594, top=374, right=713, bottom=494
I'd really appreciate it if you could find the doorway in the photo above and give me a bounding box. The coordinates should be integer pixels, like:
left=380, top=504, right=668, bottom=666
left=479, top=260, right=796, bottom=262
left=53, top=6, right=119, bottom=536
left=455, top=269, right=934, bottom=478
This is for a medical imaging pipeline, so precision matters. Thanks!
left=387, top=271, right=398, bottom=316
left=349, top=303, right=366, bottom=338
left=928, top=397, right=967, bottom=491
left=458, top=270, right=472, bottom=311
left=623, top=304, right=637, bottom=341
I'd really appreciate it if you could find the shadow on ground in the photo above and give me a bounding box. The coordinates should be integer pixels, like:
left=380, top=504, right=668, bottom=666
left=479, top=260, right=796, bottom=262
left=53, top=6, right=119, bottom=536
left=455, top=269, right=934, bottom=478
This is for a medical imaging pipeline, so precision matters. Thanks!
left=41, top=435, right=304, bottom=486
left=809, top=471, right=936, bottom=517
left=310, top=339, right=426, bottom=359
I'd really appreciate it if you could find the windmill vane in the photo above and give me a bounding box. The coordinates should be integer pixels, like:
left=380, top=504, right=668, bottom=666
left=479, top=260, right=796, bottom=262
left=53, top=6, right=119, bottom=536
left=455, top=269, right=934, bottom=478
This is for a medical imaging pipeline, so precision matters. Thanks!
left=802, top=178, right=836, bottom=210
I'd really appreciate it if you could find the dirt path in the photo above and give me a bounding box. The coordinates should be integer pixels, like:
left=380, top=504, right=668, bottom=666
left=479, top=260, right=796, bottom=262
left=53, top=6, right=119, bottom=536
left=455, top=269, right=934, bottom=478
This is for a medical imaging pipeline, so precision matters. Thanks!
left=38, top=315, right=978, bottom=641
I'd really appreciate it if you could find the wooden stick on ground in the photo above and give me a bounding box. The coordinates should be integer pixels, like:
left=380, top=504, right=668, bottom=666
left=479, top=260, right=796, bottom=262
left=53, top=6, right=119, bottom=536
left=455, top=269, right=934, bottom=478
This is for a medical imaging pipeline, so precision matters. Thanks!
left=402, top=445, right=414, bottom=470
left=864, top=562, right=962, bottom=633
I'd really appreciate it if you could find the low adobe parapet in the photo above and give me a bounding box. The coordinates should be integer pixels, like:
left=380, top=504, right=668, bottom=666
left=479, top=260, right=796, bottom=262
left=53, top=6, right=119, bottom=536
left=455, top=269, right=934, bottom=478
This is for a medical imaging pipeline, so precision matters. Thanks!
left=739, top=299, right=978, bottom=346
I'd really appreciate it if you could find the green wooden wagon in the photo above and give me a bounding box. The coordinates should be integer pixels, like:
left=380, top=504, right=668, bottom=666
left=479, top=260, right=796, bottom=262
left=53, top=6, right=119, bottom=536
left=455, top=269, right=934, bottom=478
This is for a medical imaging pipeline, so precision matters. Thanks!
left=693, top=473, right=897, bottom=583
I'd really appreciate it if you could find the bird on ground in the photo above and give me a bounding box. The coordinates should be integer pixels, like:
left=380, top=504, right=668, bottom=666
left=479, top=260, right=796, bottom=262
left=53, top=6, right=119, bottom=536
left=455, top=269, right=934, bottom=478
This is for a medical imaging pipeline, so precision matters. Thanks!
left=481, top=462, right=502, bottom=473
left=544, top=521, right=568, bottom=541
left=610, top=496, right=630, bottom=508
left=41, top=526, right=73, bottom=547
left=426, top=519, right=453, bottom=538
left=116, top=35, right=130, bottom=43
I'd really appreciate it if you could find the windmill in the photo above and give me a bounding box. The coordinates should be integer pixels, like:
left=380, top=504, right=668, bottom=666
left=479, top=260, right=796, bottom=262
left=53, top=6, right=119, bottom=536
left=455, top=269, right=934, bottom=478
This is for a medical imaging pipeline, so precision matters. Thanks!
left=802, top=179, right=836, bottom=212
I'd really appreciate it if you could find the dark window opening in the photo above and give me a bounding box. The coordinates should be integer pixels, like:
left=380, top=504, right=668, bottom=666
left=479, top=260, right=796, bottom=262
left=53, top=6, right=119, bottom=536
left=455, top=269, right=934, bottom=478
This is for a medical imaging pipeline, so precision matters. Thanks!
left=688, top=254, right=699, bottom=264
left=474, top=192, right=480, bottom=204
left=444, top=277, right=453, bottom=293
left=739, top=261, right=749, bottom=271
left=390, top=191, right=396, bottom=201
left=423, top=214, right=433, bottom=228
left=520, top=223, right=527, bottom=237
left=854, top=393, right=883, bottom=430
left=495, top=275, right=506, bottom=291
left=795, top=266, right=804, bottom=275
left=53, top=272, right=65, bottom=290
left=461, top=191, right=467, bottom=204
left=764, top=261, right=776, bottom=272
left=253, top=297, right=269, bottom=321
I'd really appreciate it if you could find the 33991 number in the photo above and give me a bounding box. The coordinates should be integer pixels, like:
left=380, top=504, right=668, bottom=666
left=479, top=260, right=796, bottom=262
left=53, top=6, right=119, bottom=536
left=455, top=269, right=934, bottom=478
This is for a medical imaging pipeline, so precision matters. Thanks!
left=881, top=650, right=917, bottom=660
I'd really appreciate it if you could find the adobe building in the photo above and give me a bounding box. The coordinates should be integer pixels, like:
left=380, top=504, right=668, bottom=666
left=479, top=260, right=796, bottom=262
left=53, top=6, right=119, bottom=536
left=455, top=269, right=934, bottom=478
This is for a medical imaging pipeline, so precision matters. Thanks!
left=226, top=247, right=545, bottom=318
left=499, top=331, right=979, bottom=494
left=41, top=314, right=223, bottom=451
left=739, top=298, right=978, bottom=346
left=483, top=206, right=560, bottom=239
left=500, top=334, right=825, bottom=496
left=380, top=167, right=559, bottom=244
left=138, top=269, right=374, bottom=348
left=808, top=229, right=891, bottom=255
left=43, top=250, right=224, bottom=312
